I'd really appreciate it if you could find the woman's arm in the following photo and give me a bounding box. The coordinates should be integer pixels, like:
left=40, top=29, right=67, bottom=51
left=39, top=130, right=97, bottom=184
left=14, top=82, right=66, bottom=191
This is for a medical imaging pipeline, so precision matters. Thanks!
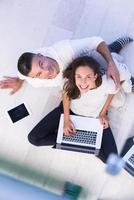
left=99, top=94, right=114, bottom=129
left=100, top=94, right=114, bottom=115
left=63, top=93, right=71, bottom=123
left=62, top=93, right=75, bottom=135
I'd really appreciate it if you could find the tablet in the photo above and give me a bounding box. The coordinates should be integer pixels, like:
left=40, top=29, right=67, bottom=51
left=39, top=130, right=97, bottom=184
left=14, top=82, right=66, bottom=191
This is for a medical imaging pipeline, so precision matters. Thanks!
left=6, top=103, right=31, bottom=124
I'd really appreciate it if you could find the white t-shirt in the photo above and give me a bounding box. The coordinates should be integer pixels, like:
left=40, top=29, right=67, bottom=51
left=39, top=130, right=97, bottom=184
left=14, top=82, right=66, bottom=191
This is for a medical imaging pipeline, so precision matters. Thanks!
left=18, top=37, right=104, bottom=88
left=70, top=75, right=118, bottom=118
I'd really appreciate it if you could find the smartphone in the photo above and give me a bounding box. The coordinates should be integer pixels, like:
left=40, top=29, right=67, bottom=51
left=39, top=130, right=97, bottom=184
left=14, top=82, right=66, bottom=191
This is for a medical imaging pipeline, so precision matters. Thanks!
left=6, top=103, right=31, bottom=124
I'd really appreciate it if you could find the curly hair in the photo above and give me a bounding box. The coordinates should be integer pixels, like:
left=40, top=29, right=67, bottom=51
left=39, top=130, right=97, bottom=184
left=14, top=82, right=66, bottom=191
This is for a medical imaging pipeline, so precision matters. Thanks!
left=63, top=56, right=103, bottom=99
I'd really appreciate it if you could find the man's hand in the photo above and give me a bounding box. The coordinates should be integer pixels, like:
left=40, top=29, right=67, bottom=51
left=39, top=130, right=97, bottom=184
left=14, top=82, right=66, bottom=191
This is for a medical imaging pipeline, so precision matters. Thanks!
left=64, top=119, right=76, bottom=136
left=107, top=61, right=120, bottom=88
left=99, top=113, right=109, bottom=129
left=0, top=76, right=24, bottom=95
left=97, top=41, right=120, bottom=88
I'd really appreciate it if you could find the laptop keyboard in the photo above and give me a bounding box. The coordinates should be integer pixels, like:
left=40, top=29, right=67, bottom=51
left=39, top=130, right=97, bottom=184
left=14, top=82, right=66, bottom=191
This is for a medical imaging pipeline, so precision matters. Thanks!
left=128, top=153, right=134, bottom=166
left=63, top=129, right=97, bottom=145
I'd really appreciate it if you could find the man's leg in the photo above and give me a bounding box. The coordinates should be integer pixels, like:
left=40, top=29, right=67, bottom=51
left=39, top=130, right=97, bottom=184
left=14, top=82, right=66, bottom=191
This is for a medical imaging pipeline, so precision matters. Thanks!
left=108, top=37, right=134, bottom=93
left=108, top=37, right=133, bottom=53
left=98, top=127, right=118, bottom=163
left=28, top=103, right=63, bottom=146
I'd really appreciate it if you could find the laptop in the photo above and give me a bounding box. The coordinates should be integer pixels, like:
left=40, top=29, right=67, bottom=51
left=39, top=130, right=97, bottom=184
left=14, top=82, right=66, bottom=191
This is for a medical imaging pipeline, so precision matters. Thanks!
left=123, top=145, right=134, bottom=176
left=56, top=114, right=103, bottom=155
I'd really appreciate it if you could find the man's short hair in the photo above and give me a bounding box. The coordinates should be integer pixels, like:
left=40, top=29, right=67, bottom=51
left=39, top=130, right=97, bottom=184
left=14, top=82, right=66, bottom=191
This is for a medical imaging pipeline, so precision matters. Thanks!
left=17, top=52, right=35, bottom=76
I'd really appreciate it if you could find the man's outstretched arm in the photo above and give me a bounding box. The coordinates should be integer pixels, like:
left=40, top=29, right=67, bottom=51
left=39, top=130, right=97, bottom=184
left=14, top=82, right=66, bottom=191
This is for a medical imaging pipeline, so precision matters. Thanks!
left=0, top=76, right=24, bottom=95
left=69, top=36, right=120, bottom=88
left=97, top=41, right=120, bottom=88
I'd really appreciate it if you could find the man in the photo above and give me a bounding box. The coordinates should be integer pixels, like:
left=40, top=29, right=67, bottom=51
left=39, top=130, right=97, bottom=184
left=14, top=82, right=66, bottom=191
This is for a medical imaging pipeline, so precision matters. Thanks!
left=1, top=36, right=131, bottom=95
left=0, top=36, right=133, bottom=149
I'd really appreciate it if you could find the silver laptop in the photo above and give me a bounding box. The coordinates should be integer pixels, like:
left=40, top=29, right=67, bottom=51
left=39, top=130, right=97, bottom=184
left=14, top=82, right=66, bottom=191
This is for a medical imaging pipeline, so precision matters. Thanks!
left=56, top=114, right=103, bottom=155
left=123, top=145, right=134, bottom=176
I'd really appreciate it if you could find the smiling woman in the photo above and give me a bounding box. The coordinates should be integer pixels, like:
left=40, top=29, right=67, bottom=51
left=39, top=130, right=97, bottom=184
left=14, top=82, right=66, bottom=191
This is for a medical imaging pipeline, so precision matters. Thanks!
left=63, top=56, right=103, bottom=99
left=75, top=66, right=98, bottom=93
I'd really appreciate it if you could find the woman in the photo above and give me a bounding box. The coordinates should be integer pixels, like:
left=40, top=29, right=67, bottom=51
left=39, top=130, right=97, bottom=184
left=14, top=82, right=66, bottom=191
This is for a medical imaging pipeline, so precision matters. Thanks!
left=62, top=56, right=118, bottom=162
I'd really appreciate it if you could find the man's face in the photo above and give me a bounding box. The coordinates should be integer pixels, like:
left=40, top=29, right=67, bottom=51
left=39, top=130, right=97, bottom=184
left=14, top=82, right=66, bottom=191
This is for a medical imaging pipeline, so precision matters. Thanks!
left=28, top=54, right=58, bottom=79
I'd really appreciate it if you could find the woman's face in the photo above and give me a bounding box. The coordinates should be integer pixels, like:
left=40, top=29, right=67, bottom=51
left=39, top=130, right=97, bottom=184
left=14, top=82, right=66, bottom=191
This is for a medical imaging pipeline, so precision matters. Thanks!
left=75, top=65, right=97, bottom=93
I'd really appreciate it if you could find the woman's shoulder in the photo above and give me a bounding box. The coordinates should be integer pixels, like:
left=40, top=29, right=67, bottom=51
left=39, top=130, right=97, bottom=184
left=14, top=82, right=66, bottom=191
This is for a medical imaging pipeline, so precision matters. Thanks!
left=102, top=74, right=115, bottom=85
left=101, top=75, right=117, bottom=93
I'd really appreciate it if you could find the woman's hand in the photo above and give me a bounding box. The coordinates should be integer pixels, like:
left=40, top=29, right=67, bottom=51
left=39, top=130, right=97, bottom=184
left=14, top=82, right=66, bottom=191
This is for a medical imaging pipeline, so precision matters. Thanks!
left=107, top=61, right=120, bottom=89
left=99, top=113, right=109, bottom=129
left=64, top=119, right=76, bottom=136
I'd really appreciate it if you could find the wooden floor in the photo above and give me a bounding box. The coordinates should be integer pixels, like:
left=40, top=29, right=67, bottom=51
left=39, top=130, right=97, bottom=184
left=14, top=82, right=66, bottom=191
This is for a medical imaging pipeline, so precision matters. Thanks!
left=0, top=0, right=134, bottom=199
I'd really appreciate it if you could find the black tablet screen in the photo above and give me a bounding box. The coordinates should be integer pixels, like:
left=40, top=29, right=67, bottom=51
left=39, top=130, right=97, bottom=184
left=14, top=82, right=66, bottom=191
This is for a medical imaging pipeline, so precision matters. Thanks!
left=7, top=103, right=30, bottom=123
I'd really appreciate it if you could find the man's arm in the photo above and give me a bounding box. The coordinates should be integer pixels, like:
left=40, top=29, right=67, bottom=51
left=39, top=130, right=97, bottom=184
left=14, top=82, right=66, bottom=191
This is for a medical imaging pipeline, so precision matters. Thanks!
left=97, top=41, right=120, bottom=88
left=0, top=76, right=24, bottom=95
left=70, top=37, right=120, bottom=87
